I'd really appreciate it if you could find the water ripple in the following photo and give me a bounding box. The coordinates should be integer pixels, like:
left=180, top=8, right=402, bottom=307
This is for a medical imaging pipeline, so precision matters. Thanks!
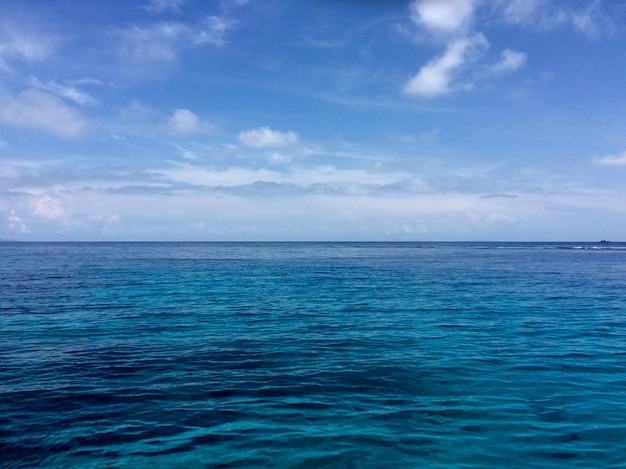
left=2, top=242, right=626, bottom=467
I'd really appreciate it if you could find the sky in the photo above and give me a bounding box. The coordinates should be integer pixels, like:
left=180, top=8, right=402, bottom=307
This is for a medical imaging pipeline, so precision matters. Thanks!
left=1, top=0, right=625, bottom=241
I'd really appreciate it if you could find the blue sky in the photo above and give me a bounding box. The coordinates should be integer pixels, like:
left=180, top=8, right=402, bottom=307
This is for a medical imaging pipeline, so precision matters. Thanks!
left=1, top=0, right=625, bottom=241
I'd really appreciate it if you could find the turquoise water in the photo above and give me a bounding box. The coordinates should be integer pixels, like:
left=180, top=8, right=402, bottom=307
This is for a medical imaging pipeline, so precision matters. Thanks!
left=1, top=242, right=626, bottom=468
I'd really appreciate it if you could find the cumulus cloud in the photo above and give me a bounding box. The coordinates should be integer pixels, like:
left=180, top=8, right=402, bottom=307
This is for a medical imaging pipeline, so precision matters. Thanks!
left=8, top=209, right=29, bottom=233
left=489, top=49, right=526, bottom=74
left=405, top=0, right=535, bottom=98
left=0, top=89, right=89, bottom=138
left=166, top=108, right=214, bottom=135
left=409, top=0, right=479, bottom=37
left=594, top=151, right=626, bottom=167
left=403, top=34, right=488, bottom=97
left=238, top=127, right=300, bottom=148
left=31, top=195, right=68, bottom=220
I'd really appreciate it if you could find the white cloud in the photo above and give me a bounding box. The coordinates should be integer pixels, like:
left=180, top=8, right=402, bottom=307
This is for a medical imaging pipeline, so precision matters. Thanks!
left=485, top=211, right=517, bottom=224
left=405, top=1, right=533, bottom=99
left=157, top=165, right=282, bottom=186
left=28, top=77, right=98, bottom=105
left=267, top=152, right=292, bottom=165
left=4, top=153, right=625, bottom=241
left=197, top=16, right=232, bottom=47
left=117, top=17, right=232, bottom=64
left=154, top=163, right=412, bottom=190
left=166, top=108, right=214, bottom=135
left=499, top=0, right=545, bottom=24
left=119, top=23, right=187, bottom=62
left=489, top=49, right=526, bottom=74
left=238, top=127, right=300, bottom=148
left=119, top=101, right=159, bottom=121
left=499, top=0, right=602, bottom=36
left=146, top=0, right=186, bottom=14
left=173, top=144, right=200, bottom=160
left=570, top=3, right=601, bottom=36
left=396, top=223, right=429, bottom=235
left=88, top=213, right=121, bottom=224
left=31, top=195, right=68, bottom=220
left=0, top=20, right=56, bottom=72
left=0, top=164, right=20, bottom=179
left=594, top=151, right=626, bottom=167
left=409, top=0, right=480, bottom=37
left=403, top=34, right=488, bottom=97
left=8, top=209, right=29, bottom=233
left=419, top=128, right=441, bottom=142
left=0, top=89, right=89, bottom=138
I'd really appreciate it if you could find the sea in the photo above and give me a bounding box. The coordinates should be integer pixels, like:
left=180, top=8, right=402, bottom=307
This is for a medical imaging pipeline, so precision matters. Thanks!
left=1, top=241, right=626, bottom=468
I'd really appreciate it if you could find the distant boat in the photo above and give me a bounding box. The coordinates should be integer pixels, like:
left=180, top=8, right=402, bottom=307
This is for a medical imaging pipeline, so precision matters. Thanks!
left=600, top=240, right=610, bottom=243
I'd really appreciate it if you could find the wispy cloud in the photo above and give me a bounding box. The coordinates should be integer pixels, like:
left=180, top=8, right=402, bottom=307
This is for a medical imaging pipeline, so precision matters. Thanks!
left=0, top=19, right=57, bottom=72
left=499, top=0, right=604, bottom=36
left=569, top=1, right=602, bottom=36
left=28, top=77, right=98, bottom=105
left=0, top=89, right=89, bottom=138
left=197, top=16, right=232, bottom=47
left=593, top=151, right=626, bottom=167
left=118, top=23, right=190, bottom=62
left=266, top=152, right=292, bottom=166
left=116, top=16, right=232, bottom=65
left=499, top=0, right=546, bottom=24
left=119, top=100, right=160, bottom=121
left=88, top=213, right=121, bottom=224
left=146, top=0, right=186, bottom=14
left=150, top=161, right=414, bottom=193
left=238, top=127, right=300, bottom=148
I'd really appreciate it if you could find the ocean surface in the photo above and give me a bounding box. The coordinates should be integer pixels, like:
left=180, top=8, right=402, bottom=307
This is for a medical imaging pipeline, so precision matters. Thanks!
left=2, top=242, right=626, bottom=468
